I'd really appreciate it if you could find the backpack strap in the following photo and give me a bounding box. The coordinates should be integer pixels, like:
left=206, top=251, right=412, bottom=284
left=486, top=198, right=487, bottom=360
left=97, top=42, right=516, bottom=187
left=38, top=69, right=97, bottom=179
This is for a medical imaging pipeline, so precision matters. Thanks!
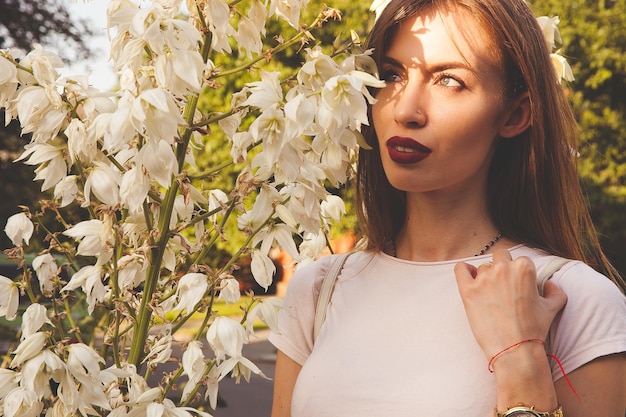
left=536, top=256, right=571, bottom=355
left=313, top=253, right=352, bottom=342
left=537, top=257, right=571, bottom=296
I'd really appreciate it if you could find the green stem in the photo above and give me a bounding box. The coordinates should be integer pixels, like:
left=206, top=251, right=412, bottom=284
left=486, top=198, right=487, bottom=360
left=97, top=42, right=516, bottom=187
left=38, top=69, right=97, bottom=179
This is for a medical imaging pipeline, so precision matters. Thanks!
left=127, top=182, right=178, bottom=367
left=63, top=297, right=84, bottom=344
left=128, top=21, right=215, bottom=369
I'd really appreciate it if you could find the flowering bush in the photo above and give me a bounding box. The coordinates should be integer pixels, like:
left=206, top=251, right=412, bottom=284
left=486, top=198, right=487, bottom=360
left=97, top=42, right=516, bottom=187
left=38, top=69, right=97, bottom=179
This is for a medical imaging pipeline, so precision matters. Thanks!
left=0, top=0, right=383, bottom=415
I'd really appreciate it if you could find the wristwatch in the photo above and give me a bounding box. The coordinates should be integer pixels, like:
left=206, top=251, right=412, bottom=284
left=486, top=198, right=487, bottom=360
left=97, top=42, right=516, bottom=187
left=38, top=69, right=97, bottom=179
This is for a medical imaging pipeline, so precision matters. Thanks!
left=495, top=404, right=563, bottom=417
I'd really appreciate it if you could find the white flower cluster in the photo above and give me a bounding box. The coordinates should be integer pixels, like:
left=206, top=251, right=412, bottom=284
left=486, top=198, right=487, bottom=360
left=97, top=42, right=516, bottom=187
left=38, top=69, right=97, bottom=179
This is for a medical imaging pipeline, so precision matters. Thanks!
left=0, top=0, right=383, bottom=415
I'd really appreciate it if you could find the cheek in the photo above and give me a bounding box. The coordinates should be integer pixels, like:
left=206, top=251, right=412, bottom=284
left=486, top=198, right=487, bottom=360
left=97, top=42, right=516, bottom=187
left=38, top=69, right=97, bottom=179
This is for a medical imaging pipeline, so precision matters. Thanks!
left=371, top=97, right=392, bottom=140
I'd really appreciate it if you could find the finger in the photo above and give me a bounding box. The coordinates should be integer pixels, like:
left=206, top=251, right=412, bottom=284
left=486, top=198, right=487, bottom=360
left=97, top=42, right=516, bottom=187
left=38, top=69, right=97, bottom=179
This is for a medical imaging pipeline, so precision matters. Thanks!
left=454, top=262, right=477, bottom=281
left=542, top=280, right=568, bottom=310
left=476, top=261, right=493, bottom=274
left=492, top=248, right=512, bottom=263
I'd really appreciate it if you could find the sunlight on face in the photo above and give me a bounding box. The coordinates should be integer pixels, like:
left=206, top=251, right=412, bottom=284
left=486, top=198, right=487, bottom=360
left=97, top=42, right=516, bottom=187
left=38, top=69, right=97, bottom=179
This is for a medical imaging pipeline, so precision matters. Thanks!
left=372, top=9, right=512, bottom=197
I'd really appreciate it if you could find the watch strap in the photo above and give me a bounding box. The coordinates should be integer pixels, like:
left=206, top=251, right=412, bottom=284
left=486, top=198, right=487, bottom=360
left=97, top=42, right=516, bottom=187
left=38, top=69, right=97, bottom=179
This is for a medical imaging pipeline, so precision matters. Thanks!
left=496, top=404, right=563, bottom=417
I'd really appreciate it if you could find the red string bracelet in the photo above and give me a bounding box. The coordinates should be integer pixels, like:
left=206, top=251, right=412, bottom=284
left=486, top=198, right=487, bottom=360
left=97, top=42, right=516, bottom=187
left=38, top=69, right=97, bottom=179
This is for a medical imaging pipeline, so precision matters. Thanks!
left=488, top=338, right=545, bottom=373
left=488, top=338, right=581, bottom=403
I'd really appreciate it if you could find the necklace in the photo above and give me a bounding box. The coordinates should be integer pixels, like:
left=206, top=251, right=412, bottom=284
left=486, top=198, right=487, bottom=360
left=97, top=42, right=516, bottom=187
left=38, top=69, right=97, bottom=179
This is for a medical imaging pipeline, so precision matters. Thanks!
left=391, top=233, right=502, bottom=258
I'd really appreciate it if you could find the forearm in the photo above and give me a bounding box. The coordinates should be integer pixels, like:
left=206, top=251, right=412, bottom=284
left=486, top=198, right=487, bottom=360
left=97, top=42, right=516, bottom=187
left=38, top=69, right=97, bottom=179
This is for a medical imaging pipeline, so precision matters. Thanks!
left=492, top=342, right=559, bottom=413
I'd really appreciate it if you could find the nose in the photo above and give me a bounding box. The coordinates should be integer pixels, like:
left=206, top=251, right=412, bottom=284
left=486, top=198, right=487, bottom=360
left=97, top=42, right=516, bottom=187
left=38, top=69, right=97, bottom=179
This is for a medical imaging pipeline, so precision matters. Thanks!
left=393, top=83, right=427, bottom=127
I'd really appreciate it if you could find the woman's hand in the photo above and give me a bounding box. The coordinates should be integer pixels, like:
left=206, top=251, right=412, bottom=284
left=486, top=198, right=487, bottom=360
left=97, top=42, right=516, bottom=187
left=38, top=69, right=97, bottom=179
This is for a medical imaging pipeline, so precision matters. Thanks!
left=455, top=249, right=569, bottom=412
left=454, top=248, right=567, bottom=360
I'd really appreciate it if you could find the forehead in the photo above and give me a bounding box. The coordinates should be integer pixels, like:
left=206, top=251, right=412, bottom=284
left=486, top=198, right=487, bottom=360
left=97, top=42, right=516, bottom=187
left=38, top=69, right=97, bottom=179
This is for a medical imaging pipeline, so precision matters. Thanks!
left=386, top=10, right=502, bottom=72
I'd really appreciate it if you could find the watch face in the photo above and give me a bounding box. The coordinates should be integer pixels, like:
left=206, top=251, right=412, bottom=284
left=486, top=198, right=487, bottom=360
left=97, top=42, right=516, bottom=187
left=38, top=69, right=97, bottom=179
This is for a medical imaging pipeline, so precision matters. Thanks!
left=505, top=410, right=541, bottom=417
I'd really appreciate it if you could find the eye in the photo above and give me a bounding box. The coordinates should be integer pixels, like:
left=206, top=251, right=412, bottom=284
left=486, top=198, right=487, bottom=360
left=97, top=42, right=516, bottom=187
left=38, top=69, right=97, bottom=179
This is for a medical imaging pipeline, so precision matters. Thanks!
left=436, top=73, right=464, bottom=89
left=380, top=66, right=403, bottom=83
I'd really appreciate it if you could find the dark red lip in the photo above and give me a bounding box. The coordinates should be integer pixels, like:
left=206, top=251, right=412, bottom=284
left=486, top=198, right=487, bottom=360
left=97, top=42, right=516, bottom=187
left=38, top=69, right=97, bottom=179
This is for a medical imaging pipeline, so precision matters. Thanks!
left=386, top=136, right=432, bottom=164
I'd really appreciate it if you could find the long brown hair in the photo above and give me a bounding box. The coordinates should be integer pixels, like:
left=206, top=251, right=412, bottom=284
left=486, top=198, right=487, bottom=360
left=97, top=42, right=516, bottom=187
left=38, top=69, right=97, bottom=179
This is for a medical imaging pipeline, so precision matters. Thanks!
left=356, top=0, right=624, bottom=288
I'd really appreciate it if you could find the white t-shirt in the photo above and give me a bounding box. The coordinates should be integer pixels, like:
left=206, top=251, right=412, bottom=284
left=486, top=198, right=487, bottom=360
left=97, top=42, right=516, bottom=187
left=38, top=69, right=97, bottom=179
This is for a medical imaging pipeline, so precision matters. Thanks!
left=268, top=245, right=626, bottom=417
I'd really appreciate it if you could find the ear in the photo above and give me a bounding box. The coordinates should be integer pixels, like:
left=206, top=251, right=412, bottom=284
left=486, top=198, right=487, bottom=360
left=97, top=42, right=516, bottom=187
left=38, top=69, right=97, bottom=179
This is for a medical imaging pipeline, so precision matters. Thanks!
left=498, top=92, right=531, bottom=138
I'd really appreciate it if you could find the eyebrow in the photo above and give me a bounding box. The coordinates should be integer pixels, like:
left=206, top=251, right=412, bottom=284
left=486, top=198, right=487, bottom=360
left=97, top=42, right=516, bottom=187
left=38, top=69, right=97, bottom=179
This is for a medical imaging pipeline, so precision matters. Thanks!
left=381, top=55, right=478, bottom=75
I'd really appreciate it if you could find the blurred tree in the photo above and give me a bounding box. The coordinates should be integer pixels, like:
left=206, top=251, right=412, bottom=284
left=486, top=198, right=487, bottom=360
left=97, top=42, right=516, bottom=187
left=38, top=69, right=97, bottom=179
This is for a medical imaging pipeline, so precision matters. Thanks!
left=0, top=0, right=95, bottom=60
left=0, top=0, right=96, bottom=248
left=531, top=0, right=626, bottom=275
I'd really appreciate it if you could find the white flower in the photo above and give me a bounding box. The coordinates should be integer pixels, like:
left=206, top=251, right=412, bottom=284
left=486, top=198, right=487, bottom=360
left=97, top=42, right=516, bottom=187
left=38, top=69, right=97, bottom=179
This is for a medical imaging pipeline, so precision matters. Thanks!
left=0, top=369, right=18, bottom=399
left=250, top=249, right=276, bottom=290
left=297, top=232, right=328, bottom=263
left=83, top=162, right=122, bottom=207
left=536, top=15, right=562, bottom=50
left=0, top=275, right=20, bottom=321
left=204, top=0, right=236, bottom=53
left=206, top=316, right=247, bottom=360
left=253, top=223, right=300, bottom=262
left=246, top=297, right=282, bottom=337
left=120, top=166, right=151, bottom=213
left=244, top=71, right=284, bottom=110
left=21, top=303, right=52, bottom=339
left=230, top=130, right=254, bottom=163
left=551, top=53, right=575, bottom=82
left=16, top=142, right=68, bottom=191
left=217, top=277, right=241, bottom=304
left=2, top=386, right=42, bottom=417
left=20, top=43, right=63, bottom=86
left=0, top=55, right=19, bottom=105
left=117, top=254, right=147, bottom=291
left=10, top=331, right=48, bottom=367
left=319, top=74, right=370, bottom=137
left=271, top=0, right=306, bottom=28
left=32, top=253, right=58, bottom=293
left=172, top=272, right=208, bottom=314
left=5, top=212, right=34, bottom=246
left=67, top=343, right=105, bottom=379
left=65, top=344, right=111, bottom=413
left=143, top=326, right=173, bottom=368
left=155, top=48, right=204, bottom=97
left=207, top=189, right=228, bottom=223
left=130, top=88, right=185, bottom=143
left=248, top=106, right=286, bottom=166
left=61, top=265, right=107, bottom=314
left=65, top=118, right=97, bottom=164
left=53, top=175, right=79, bottom=208
left=20, top=350, right=65, bottom=398
left=13, top=85, right=67, bottom=141
left=92, top=95, right=137, bottom=153
left=237, top=185, right=281, bottom=232
left=63, top=219, right=114, bottom=261
left=321, top=194, right=346, bottom=223
left=298, top=47, right=342, bottom=90
left=284, top=92, right=316, bottom=138
left=274, top=204, right=298, bottom=228
left=181, top=340, right=205, bottom=402
left=237, top=16, right=263, bottom=58
left=370, top=0, right=391, bottom=22
left=136, top=139, right=178, bottom=188
left=216, top=355, right=267, bottom=384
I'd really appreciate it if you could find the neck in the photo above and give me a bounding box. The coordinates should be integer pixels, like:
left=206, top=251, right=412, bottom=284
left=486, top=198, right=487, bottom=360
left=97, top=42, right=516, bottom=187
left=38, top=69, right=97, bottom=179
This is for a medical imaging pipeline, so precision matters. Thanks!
left=393, top=192, right=508, bottom=261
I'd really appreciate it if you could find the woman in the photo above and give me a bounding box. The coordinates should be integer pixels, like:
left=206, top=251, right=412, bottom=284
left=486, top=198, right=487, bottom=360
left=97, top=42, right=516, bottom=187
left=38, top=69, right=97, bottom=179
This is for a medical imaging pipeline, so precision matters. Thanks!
left=269, top=0, right=626, bottom=416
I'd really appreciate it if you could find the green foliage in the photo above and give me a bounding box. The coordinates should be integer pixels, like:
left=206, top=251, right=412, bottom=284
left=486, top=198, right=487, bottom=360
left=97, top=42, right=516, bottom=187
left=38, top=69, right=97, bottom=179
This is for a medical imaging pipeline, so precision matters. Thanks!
left=530, top=0, right=626, bottom=274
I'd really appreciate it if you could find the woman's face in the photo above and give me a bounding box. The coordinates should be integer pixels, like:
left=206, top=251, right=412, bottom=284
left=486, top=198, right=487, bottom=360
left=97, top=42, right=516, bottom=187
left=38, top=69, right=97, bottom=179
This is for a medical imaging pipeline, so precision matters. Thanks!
left=372, top=10, right=511, bottom=197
